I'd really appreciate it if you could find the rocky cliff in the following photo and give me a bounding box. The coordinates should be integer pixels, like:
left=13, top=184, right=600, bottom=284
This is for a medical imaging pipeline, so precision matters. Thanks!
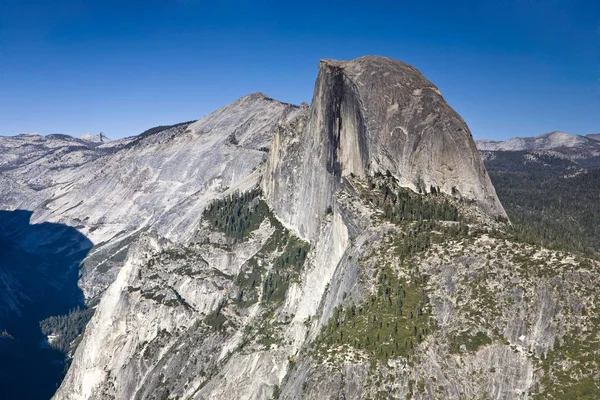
left=265, top=57, right=506, bottom=240
left=2, top=56, right=598, bottom=399
left=81, top=132, right=111, bottom=143
left=0, top=94, right=301, bottom=304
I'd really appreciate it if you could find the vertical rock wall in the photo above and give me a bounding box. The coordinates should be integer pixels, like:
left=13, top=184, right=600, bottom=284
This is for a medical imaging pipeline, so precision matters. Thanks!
left=265, top=56, right=507, bottom=241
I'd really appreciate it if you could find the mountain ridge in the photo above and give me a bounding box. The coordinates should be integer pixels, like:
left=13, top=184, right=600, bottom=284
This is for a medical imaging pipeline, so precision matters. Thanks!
left=1, top=56, right=598, bottom=400
left=476, top=130, right=600, bottom=152
left=51, top=56, right=543, bottom=400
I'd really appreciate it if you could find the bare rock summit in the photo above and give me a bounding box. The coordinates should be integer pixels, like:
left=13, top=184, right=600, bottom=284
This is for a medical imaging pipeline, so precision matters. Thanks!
left=266, top=56, right=507, bottom=239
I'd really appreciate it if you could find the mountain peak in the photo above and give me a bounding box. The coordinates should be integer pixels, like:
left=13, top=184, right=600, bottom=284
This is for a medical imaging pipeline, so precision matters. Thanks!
left=265, top=55, right=507, bottom=239
left=241, top=92, right=270, bottom=101
left=319, top=55, right=501, bottom=213
left=544, top=130, right=570, bottom=137
left=81, top=132, right=111, bottom=143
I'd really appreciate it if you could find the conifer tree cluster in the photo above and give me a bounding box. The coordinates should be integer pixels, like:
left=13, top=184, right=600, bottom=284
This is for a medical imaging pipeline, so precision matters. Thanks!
left=365, top=173, right=460, bottom=223
left=39, top=306, right=93, bottom=353
left=203, top=188, right=311, bottom=309
left=262, top=236, right=310, bottom=304
left=203, top=188, right=269, bottom=239
left=315, top=266, right=432, bottom=361
left=393, top=220, right=470, bottom=259
left=489, top=169, right=600, bottom=256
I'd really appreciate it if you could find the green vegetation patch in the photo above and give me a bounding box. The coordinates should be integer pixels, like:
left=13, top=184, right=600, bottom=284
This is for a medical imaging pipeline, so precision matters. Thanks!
left=229, top=198, right=310, bottom=308
left=360, top=172, right=461, bottom=224
left=537, top=327, right=600, bottom=399
left=488, top=167, right=600, bottom=256
left=309, top=174, right=480, bottom=364
left=354, top=173, right=472, bottom=261
left=235, top=258, right=263, bottom=307
left=314, top=266, right=434, bottom=362
left=204, top=301, right=229, bottom=332
left=203, top=188, right=270, bottom=240
left=449, top=331, right=493, bottom=354
left=392, top=220, right=468, bottom=260
left=262, top=235, right=310, bottom=304
left=39, top=306, right=94, bottom=354
left=547, top=378, right=600, bottom=400
left=202, top=188, right=310, bottom=341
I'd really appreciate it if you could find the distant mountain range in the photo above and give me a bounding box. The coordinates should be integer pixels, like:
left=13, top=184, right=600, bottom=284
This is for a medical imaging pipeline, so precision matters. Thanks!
left=476, top=131, right=600, bottom=170
left=477, top=131, right=600, bottom=153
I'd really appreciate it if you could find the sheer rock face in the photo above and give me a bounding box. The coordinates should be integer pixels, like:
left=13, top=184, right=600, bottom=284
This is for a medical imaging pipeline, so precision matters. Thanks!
left=265, top=56, right=506, bottom=240
left=3, top=56, right=553, bottom=400
left=0, top=94, right=301, bottom=302
left=46, top=57, right=600, bottom=400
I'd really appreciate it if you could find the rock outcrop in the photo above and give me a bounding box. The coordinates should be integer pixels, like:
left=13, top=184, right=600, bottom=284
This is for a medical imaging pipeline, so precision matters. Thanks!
left=0, top=93, right=302, bottom=301
left=81, top=132, right=111, bottom=143
left=3, top=56, right=597, bottom=400
left=266, top=56, right=506, bottom=240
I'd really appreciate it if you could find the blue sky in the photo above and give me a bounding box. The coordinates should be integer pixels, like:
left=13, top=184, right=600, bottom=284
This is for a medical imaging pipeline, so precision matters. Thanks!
left=0, top=0, right=598, bottom=140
